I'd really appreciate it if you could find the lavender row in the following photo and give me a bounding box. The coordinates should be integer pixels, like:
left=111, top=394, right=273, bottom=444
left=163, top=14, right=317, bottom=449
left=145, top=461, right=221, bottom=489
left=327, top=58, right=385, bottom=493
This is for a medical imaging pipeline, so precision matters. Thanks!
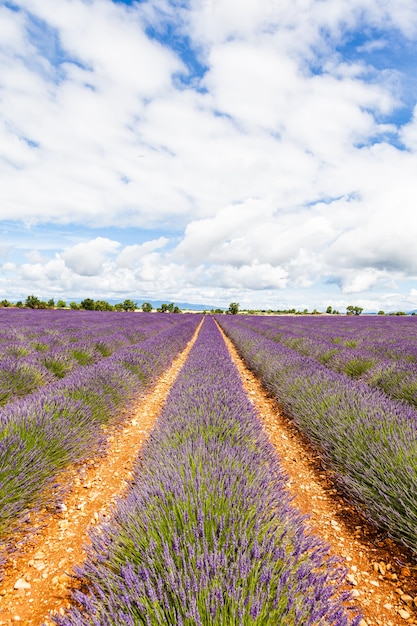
left=0, top=309, right=178, bottom=407
left=55, top=316, right=360, bottom=626
left=233, top=315, right=417, bottom=409
left=217, top=316, right=417, bottom=556
left=0, top=315, right=200, bottom=565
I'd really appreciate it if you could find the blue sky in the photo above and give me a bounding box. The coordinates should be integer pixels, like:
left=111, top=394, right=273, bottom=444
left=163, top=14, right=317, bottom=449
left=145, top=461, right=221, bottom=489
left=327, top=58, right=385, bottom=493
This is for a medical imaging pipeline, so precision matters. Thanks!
left=1, top=0, right=417, bottom=311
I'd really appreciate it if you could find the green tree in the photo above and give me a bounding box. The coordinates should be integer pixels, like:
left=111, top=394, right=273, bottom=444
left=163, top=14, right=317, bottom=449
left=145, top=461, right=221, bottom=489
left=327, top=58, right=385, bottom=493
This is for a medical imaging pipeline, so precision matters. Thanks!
left=70, top=301, right=80, bottom=310
left=56, top=300, right=66, bottom=309
left=346, top=305, right=363, bottom=316
left=377, top=310, right=385, bottom=315
left=141, top=302, right=153, bottom=312
left=80, top=298, right=95, bottom=310
left=25, top=294, right=42, bottom=309
left=0, top=299, right=11, bottom=307
left=94, top=300, right=114, bottom=311
left=156, top=302, right=181, bottom=313
left=326, top=305, right=332, bottom=314
left=122, top=299, right=137, bottom=312
left=228, top=302, right=239, bottom=315
left=47, top=298, right=55, bottom=308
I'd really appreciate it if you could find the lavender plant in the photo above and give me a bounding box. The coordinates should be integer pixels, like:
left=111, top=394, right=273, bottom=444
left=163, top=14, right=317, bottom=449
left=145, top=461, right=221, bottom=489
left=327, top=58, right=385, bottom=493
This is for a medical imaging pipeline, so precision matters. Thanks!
left=232, top=314, right=417, bottom=409
left=54, top=317, right=360, bottom=626
left=217, top=316, right=417, bottom=555
left=0, top=309, right=181, bottom=407
left=0, top=315, right=200, bottom=562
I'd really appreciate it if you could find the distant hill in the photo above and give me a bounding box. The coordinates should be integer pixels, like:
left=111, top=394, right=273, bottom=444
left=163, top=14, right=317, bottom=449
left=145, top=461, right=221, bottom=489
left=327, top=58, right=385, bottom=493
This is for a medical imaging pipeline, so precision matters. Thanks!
left=85, top=298, right=224, bottom=312
left=140, top=300, right=225, bottom=312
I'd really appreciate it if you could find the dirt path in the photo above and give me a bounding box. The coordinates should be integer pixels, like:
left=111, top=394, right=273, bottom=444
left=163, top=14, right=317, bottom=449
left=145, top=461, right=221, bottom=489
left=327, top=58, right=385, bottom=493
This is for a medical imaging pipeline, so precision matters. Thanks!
left=219, top=322, right=417, bottom=626
left=0, top=320, right=203, bottom=626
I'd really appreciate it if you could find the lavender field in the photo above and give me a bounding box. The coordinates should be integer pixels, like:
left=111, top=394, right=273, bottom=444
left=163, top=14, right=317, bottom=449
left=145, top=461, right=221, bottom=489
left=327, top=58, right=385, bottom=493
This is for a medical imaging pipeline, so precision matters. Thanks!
left=223, top=314, right=417, bottom=408
left=217, top=314, right=417, bottom=555
left=0, top=309, right=200, bottom=562
left=55, top=316, right=360, bottom=625
left=2, top=309, right=417, bottom=623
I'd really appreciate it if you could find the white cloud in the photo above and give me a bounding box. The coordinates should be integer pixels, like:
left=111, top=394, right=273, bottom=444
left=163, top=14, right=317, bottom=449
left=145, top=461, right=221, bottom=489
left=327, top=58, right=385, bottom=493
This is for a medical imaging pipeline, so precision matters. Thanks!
left=116, top=237, right=169, bottom=268
left=338, top=268, right=394, bottom=294
left=1, top=0, right=417, bottom=310
left=62, top=237, right=120, bottom=276
left=205, top=262, right=288, bottom=290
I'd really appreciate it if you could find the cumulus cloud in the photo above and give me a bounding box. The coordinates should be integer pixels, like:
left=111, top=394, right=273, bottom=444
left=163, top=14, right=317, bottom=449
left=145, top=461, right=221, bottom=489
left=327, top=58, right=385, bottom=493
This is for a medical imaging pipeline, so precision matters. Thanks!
left=61, top=237, right=120, bottom=276
left=116, top=237, right=169, bottom=268
left=1, top=0, right=417, bottom=310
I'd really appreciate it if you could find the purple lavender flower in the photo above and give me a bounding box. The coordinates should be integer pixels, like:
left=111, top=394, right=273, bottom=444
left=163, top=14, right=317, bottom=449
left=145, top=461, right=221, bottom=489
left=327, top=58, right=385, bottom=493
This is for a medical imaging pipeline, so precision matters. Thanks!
left=53, top=317, right=360, bottom=625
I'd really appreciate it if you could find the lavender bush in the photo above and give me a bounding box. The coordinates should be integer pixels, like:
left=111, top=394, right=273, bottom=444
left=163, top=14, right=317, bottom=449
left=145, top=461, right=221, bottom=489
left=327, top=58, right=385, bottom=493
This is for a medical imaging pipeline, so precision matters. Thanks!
left=0, top=314, right=200, bottom=563
left=232, top=314, right=417, bottom=409
left=217, top=316, right=417, bottom=555
left=0, top=309, right=178, bottom=406
left=54, top=317, right=360, bottom=626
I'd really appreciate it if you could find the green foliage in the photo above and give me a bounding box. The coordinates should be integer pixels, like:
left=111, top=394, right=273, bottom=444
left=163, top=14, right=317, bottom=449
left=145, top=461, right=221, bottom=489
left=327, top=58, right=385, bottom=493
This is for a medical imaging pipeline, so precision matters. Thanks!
left=346, top=305, right=363, bottom=315
left=80, top=298, right=95, bottom=310
left=94, top=300, right=114, bottom=311
left=71, top=349, right=96, bottom=365
left=121, top=299, right=137, bottom=312
left=228, top=302, right=239, bottom=315
left=95, top=342, right=113, bottom=357
left=0, top=364, right=47, bottom=405
left=158, top=302, right=181, bottom=313
left=69, top=302, right=80, bottom=310
left=42, top=358, right=73, bottom=378
left=56, top=300, right=66, bottom=308
left=141, top=302, right=153, bottom=312
left=25, top=294, right=42, bottom=309
left=33, top=342, right=49, bottom=352
left=318, top=348, right=339, bottom=365
left=343, top=358, right=375, bottom=378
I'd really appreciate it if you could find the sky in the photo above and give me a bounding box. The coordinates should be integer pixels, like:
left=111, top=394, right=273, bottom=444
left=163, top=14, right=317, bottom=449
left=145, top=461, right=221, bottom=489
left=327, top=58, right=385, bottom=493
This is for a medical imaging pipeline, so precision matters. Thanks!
left=1, top=0, right=417, bottom=312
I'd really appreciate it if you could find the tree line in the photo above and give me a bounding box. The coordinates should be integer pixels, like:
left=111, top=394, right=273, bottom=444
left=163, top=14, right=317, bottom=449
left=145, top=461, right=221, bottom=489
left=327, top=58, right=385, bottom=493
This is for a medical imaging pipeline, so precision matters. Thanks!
left=1, top=297, right=414, bottom=316
left=0, top=296, right=182, bottom=313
